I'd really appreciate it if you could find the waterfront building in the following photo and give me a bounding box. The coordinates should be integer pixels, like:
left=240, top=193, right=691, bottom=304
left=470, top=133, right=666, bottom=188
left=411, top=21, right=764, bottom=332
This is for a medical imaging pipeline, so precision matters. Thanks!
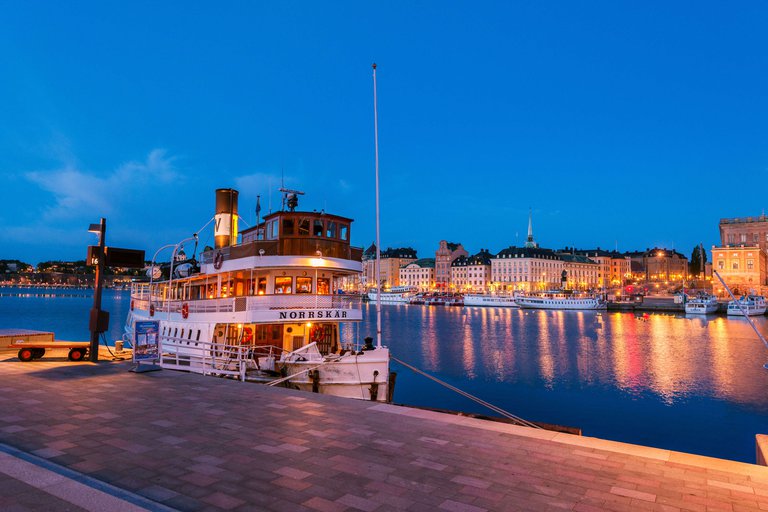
left=451, top=249, right=493, bottom=292
left=571, top=249, right=631, bottom=287
left=491, top=246, right=563, bottom=292
left=434, top=241, right=468, bottom=290
left=719, top=214, right=768, bottom=253
left=361, top=244, right=417, bottom=289
left=710, top=245, right=768, bottom=296
left=556, top=253, right=600, bottom=290
left=627, top=248, right=688, bottom=284
left=399, top=258, right=435, bottom=291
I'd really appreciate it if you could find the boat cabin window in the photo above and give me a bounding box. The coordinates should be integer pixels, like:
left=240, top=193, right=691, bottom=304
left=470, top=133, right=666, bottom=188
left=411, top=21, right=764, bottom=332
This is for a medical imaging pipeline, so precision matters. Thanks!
left=267, top=219, right=278, bottom=240
left=340, top=224, right=348, bottom=241
left=275, top=276, right=292, bottom=294
left=298, top=218, right=310, bottom=235
left=313, top=219, right=323, bottom=237
left=282, top=218, right=294, bottom=235
left=317, top=277, right=330, bottom=295
left=326, top=222, right=336, bottom=238
left=296, top=277, right=312, bottom=293
left=257, top=277, right=267, bottom=295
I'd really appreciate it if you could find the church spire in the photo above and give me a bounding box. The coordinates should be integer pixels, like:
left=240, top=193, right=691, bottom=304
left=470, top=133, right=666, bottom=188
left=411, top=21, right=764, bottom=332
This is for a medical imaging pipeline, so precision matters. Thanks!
left=525, top=208, right=538, bottom=248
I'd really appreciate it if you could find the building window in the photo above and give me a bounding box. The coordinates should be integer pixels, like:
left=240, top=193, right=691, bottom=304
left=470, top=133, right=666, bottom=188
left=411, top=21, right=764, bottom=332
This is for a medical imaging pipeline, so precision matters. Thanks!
left=740, top=234, right=747, bottom=243
left=718, top=261, right=724, bottom=270
left=748, top=260, right=754, bottom=270
left=732, top=262, right=739, bottom=270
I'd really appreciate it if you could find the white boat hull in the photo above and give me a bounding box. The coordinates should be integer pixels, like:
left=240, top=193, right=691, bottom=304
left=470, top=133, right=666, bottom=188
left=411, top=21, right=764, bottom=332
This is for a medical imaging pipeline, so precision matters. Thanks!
left=685, top=302, right=719, bottom=314
left=516, top=297, right=605, bottom=310
left=367, top=292, right=411, bottom=303
left=727, top=306, right=766, bottom=316
left=463, top=295, right=518, bottom=307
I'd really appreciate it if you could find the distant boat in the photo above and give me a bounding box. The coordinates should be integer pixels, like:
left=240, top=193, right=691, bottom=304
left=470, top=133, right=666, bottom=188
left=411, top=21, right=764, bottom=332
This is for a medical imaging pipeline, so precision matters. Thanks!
left=685, top=292, right=719, bottom=315
left=367, top=286, right=417, bottom=304
left=463, top=293, right=518, bottom=308
left=516, top=290, right=605, bottom=310
left=727, top=295, right=766, bottom=316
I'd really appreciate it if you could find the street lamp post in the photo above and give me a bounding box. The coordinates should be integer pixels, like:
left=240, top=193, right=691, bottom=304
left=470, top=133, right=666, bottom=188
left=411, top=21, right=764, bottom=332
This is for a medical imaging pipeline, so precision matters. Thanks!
left=88, top=218, right=106, bottom=362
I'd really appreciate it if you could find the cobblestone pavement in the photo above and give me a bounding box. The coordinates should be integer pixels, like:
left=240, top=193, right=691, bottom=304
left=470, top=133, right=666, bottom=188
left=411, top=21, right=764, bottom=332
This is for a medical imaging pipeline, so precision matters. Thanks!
left=1, top=353, right=768, bottom=511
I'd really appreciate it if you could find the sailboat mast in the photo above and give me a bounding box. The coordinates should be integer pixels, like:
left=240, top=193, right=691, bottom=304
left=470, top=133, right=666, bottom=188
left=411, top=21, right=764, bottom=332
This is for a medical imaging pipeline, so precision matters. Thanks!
left=372, top=63, right=382, bottom=348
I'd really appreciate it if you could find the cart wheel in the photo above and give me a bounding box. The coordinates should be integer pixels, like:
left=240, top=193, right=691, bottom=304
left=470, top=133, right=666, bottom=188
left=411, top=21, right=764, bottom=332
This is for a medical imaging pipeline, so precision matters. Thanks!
left=18, top=348, right=34, bottom=362
left=68, top=348, right=86, bottom=361
left=32, top=348, right=45, bottom=359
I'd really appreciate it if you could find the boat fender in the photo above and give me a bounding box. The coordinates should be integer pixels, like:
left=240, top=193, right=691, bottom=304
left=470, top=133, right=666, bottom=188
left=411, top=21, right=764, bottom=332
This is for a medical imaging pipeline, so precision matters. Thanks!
left=130, top=299, right=134, bottom=311
left=181, top=303, right=189, bottom=319
left=149, top=304, right=155, bottom=317
left=213, top=251, right=224, bottom=270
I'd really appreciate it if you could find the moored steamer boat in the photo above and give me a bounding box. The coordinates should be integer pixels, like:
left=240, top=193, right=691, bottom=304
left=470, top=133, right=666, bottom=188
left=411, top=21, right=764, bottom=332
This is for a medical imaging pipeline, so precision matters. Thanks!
left=367, top=286, right=416, bottom=304
left=463, top=293, right=518, bottom=308
left=125, top=188, right=390, bottom=401
left=515, top=290, right=606, bottom=310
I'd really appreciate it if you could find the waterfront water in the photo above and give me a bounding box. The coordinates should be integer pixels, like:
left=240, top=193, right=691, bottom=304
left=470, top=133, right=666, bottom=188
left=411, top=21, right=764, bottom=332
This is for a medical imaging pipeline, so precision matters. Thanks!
left=1, top=288, right=767, bottom=463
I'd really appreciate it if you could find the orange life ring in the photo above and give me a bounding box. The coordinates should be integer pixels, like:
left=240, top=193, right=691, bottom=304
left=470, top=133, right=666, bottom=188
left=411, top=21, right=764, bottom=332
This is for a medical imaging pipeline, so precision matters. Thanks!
left=181, top=303, right=189, bottom=319
left=242, top=327, right=253, bottom=344
left=149, top=304, right=155, bottom=317
left=213, top=251, right=224, bottom=270
left=310, top=325, right=324, bottom=343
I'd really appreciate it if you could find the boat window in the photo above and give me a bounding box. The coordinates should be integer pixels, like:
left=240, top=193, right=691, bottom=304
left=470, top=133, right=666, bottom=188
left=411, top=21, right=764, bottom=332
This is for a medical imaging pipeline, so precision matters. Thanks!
left=317, top=278, right=330, bottom=295
left=298, top=218, right=310, bottom=236
left=282, top=218, right=294, bottom=235
left=313, top=220, right=324, bottom=237
left=196, top=330, right=201, bottom=341
left=296, top=277, right=312, bottom=293
left=326, top=221, right=336, bottom=238
left=340, top=224, right=348, bottom=241
left=275, top=277, right=292, bottom=294
left=257, top=277, right=267, bottom=295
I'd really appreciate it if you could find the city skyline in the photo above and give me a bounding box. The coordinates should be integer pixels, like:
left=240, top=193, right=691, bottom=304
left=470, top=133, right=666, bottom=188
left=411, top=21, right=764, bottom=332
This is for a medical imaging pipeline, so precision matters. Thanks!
left=2, top=2, right=767, bottom=263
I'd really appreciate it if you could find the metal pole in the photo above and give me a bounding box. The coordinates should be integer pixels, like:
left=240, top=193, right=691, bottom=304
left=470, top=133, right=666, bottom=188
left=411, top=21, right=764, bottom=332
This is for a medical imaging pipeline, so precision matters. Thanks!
left=713, top=270, right=768, bottom=357
left=373, top=62, right=382, bottom=348
left=89, top=218, right=106, bottom=362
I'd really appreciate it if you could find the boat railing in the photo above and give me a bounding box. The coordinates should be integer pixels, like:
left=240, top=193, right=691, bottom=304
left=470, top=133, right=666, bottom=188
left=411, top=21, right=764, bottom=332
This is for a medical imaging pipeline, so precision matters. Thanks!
left=158, top=334, right=286, bottom=381
left=132, top=294, right=362, bottom=315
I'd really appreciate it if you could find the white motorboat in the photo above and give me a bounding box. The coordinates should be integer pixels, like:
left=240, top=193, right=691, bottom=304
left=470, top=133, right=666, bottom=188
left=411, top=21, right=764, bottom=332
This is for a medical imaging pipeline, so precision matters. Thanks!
left=684, top=293, right=719, bottom=315
left=515, top=290, right=606, bottom=310
left=125, top=187, right=391, bottom=402
left=727, top=295, right=767, bottom=316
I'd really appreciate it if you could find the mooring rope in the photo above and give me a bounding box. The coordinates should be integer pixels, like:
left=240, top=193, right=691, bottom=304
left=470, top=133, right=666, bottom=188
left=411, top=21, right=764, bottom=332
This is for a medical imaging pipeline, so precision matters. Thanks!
left=391, top=356, right=542, bottom=429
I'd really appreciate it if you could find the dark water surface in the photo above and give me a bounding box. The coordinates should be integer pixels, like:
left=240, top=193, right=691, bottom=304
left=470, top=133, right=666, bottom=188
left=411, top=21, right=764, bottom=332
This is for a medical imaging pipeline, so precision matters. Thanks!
left=2, top=288, right=767, bottom=463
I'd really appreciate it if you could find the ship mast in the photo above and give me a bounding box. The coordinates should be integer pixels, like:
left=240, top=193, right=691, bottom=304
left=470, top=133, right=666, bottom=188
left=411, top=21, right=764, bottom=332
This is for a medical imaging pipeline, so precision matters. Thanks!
left=372, top=63, right=382, bottom=348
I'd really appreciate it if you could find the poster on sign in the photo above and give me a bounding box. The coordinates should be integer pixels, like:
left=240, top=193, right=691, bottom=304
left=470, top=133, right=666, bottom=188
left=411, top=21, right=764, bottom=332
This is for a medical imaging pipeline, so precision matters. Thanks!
left=134, top=321, right=159, bottom=362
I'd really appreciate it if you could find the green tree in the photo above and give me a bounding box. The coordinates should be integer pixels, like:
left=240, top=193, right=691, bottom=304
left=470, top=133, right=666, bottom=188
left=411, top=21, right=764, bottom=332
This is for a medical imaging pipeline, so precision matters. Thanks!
left=689, top=245, right=708, bottom=276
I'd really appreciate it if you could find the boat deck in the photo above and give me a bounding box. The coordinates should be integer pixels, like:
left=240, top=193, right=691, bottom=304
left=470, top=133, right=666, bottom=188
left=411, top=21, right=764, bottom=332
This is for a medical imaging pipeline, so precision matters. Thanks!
left=1, top=352, right=768, bottom=511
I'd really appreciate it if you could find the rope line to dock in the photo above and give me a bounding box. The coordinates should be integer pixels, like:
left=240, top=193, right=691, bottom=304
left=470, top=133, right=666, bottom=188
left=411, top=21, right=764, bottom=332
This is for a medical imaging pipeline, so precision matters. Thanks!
left=391, top=356, right=542, bottom=429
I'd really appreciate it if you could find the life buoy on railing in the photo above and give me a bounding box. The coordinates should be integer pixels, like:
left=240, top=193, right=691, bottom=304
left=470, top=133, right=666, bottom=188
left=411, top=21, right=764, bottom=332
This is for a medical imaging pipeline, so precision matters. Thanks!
left=242, top=326, right=253, bottom=344
left=181, top=303, right=189, bottom=319
left=213, top=251, right=224, bottom=270
left=149, top=304, right=155, bottom=317
left=310, top=325, right=324, bottom=343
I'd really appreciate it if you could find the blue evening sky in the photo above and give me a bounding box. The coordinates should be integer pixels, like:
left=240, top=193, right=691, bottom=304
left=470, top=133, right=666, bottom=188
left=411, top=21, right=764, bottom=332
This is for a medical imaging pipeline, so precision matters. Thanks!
left=1, top=2, right=766, bottom=264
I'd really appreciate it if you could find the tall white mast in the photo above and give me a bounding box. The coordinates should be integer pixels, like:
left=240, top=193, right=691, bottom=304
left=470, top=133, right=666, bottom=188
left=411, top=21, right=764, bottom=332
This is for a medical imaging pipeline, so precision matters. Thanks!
left=372, top=63, right=382, bottom=348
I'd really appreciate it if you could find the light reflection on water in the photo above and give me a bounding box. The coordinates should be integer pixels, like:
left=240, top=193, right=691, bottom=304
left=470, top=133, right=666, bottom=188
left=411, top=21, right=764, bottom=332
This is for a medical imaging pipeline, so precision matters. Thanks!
left=357, top=303, right=768, bottom=463
left=2, top=289, right=768, bottom=463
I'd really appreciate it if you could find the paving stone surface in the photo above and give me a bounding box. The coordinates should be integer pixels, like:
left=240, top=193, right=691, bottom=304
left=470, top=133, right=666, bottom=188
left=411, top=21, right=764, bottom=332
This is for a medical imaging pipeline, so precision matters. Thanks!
left=1, top=354, right=768, bottom=511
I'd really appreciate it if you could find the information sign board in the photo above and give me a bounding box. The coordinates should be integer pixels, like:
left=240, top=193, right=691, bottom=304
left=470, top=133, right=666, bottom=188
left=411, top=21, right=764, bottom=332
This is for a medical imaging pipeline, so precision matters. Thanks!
left=134, top=321, right=159, bottom=361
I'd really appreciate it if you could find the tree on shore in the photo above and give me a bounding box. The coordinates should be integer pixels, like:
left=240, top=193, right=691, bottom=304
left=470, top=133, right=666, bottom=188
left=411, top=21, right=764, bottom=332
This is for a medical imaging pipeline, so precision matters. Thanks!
left=689, top=245, right=707, bottom=276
